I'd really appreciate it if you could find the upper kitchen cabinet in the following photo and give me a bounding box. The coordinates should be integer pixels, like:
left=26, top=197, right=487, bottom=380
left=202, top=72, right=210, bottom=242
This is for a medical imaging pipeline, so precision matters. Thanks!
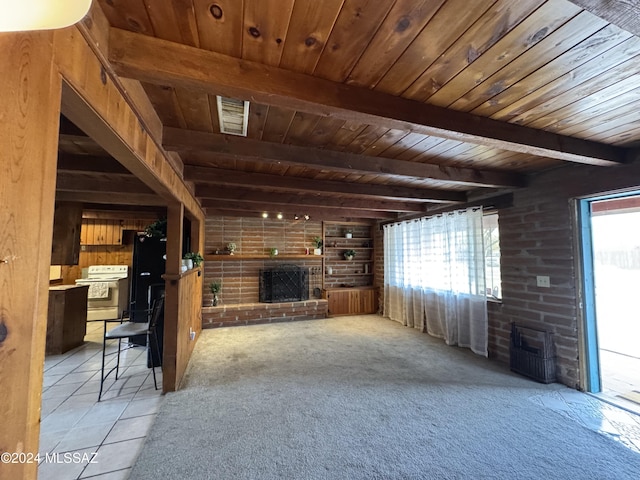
left=80, top=219, right=123, bottom=245
left=51, top=202, right=83, bottom=265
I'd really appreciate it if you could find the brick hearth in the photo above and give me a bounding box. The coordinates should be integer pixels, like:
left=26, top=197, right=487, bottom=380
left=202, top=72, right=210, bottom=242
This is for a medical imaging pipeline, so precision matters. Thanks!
left=202, top=299, right=328, bottom=328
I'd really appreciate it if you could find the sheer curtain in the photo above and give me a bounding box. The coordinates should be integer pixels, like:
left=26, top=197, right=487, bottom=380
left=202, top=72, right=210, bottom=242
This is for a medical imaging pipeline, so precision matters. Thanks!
left=383, top=208, right=488, bottom=356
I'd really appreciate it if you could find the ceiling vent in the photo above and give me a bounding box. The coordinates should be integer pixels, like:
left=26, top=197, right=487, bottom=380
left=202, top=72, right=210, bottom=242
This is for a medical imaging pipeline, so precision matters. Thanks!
left=216, top=96, right=249, bottom=136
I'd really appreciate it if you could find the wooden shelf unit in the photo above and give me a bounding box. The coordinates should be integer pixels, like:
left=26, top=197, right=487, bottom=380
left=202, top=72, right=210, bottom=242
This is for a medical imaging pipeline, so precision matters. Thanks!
left=322, top=222, right=377, bottom=316
left=204, top=254, right=323, bottom=261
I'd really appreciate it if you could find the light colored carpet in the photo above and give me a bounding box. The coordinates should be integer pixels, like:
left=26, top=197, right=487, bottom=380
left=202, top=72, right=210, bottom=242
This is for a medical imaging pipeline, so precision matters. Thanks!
left=132, top=315, right=640, bottom=479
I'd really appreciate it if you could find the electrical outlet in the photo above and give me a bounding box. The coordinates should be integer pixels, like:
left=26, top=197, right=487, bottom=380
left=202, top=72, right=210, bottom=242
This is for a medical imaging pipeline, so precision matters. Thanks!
left=536, top=275, right=550, bottom=288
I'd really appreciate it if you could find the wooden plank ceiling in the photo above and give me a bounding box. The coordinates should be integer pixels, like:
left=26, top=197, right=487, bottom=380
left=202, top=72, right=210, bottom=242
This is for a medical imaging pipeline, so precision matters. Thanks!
left=60, top=0, right=640, bottom=221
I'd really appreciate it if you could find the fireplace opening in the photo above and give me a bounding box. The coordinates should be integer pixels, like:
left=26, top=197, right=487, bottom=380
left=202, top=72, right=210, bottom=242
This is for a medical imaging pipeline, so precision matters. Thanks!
left=259, top=265, right=309, bottom=303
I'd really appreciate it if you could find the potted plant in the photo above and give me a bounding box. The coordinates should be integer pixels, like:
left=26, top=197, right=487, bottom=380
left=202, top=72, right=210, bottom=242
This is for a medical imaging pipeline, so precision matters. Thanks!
left=312, top=236, right=323, bottom=255
left=344, top=249, right=356, bottom=260
left=269, top=247, right=278, bottom=257
left=209, top=281, right=222, bottom=306
left=183, top=252, right=204, bottom=268
left=144, top=218, right=167, bottom=238
left=227, top=242, right=237, bottom=255
left=344, top=228, right=353, bottom=239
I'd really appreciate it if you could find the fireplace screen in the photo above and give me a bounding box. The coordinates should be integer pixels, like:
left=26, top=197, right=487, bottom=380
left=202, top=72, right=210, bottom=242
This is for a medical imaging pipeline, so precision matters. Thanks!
left=259, top=265, right=309, bottom=303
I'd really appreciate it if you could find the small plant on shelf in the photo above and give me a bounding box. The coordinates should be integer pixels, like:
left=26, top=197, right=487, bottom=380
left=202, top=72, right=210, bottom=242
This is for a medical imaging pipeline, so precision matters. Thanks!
left=183, top=252, right=204, bottom=267
left=226, top=242, right=237, bottom=255
left=209, top=281, right=222, bottom=306
left=312, top=236, right=323, bottom=255
left=344, top=228, right=353, bottom=239
left=269, top=247, right=278, bottom=257
left=344, top=249, right=356, bottom=260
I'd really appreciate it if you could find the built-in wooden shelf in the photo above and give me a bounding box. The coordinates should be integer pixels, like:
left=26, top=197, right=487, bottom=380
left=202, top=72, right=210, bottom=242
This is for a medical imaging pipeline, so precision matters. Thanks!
left=324, top=247, right=373, bottom=250
left=205, top=254, right=324, bottom=261
left=327, top=273, right=374, bottom=276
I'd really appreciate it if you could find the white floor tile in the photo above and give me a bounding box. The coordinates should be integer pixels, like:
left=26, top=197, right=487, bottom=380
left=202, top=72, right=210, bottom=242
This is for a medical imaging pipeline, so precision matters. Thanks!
left=103, top=415, right=157, bottom=444
left=80, top=438, right=145, bottom=478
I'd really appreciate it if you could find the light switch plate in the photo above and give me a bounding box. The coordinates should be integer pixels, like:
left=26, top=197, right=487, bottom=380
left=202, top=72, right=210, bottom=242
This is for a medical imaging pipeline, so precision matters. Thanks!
left=536, top=275, right=550, bottom=288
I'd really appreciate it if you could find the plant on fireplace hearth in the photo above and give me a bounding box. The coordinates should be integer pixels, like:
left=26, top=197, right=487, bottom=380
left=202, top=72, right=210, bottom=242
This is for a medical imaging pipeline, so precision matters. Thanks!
left=209, top=281, right=222, bottom=306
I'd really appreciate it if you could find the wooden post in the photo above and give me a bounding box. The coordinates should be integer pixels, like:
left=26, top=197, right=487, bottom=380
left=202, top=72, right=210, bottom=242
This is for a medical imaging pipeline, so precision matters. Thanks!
left=162, top=203, right=184, bottom=391
left=0, top=32, right=61, bottom=479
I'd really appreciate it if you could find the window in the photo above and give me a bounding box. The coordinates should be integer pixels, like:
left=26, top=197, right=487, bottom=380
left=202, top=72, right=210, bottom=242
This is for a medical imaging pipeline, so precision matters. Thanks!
left=483, top=213, right=502, bottom=299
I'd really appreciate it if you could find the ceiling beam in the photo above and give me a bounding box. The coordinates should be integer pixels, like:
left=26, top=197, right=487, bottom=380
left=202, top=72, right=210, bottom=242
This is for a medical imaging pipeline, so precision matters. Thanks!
left=56, top=172, right=154, bottom=194
left=201, top=200, right=396, bottom=219
left=165, top=128, right=525, bottom=188
left=205, top=208, right=378, bottom=222
left=184, top=166, right=466, bottom=203
left=56, top=191, right=165, bottom=206
left=568, top=1, right=640, bottom=38
left=195, top=185, right=426, bottom=213
left=57, top=153, right=132, bottom=174
left=109, top=28, right=625, bottom=167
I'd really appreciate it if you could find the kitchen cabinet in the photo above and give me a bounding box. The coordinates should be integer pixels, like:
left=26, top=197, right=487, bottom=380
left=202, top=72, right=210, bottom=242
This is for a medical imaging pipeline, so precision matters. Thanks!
left=51, top=202, right=82, bottom=265
left=46, top=285, right=88, bottom=355
left=80, top=219, right=123, bottom=245
left=322, top=287, right=378, bottom=316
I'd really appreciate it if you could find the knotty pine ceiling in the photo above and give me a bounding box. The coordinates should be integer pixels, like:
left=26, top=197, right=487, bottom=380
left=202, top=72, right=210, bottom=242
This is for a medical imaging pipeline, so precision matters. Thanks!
left=59, top=0, right=640, bottom=220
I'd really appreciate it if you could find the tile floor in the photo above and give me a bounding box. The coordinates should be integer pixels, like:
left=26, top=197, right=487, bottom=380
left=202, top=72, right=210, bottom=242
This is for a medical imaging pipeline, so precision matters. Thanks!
left=38, top=321, right=640, bottom=479
left=38, top=321, right=163, bottom=480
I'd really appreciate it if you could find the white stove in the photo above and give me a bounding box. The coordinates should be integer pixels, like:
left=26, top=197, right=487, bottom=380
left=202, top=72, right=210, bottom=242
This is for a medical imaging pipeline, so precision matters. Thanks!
left=75, top=265, right=130, bottom=321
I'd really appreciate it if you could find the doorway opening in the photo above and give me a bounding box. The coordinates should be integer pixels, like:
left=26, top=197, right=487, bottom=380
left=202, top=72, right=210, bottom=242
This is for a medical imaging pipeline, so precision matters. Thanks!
left=580, top=193, right=640, bottom=413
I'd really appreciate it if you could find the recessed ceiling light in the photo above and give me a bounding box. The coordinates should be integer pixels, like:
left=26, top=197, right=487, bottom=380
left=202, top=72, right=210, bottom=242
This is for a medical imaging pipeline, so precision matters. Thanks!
left=262, top=212, right=268, bottom=219
left=277, top=213, right=283, bottom=220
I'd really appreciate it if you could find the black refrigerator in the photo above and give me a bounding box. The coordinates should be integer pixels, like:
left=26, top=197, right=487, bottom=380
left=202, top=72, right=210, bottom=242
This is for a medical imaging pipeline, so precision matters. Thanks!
left=130, top=235, right=166, bottom=367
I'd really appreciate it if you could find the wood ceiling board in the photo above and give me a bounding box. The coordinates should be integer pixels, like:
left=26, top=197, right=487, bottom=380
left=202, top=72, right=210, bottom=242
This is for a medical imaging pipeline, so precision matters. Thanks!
left=491, top=37, right=640, bottom=123
left=195, top=185, right=428, bottom=212
left=346, top=0, right=445, bottom=89
left=193, top=0, right=243, bottom=56
left=424, top=2, right=583, bottom=108
left=306, top=117, right=347, bottom=147
left=567, top=0, right=640, bottom=38
left=342, top=125, right=390, bottom=155
left=374, top=0, right=498, bottom=96
left=378, top=131, right=425, bottom=158
left=163, top=127, right=526, bottom=188
left=395, top=136, right=448, bottom=161
left=284, top=111, right=322, bottom=145
left=98, top=0, right=154, bottom=34
left=208, top=94, right=222, bottom=134
left=279, top=0, right=344, bottom=75
left=547, top=86, right=640, bottom=136
left=516, top=67, right=640, bottom=129
left=471, top=24, right=632, bottom=118
left=566, top=108, right=640, bottom=141
left=449, top=12, right=607, bottom=113
left=261, top=106, right=296, bottom=143
left=182, top=165, right=467, bottom=204
left=312, top=0, right=395, bottom=83
left=242, top=0, right=295, bottom=66
left=247, top=102, right=268, bottom=139
left=174, top=88, right=214, bottom=132
left=362, top=129, right=409, bottom=157
left=108, top=28, right=625, bottom=166
left=141, top=83, right=188, bottom=129
left=587, top=120, right=640, bottom=146
left=403, top=0, right=545, bottom=102
left=330, top=121, right=369, bottom=150
left=409, top=138, right=464, bottom=165
left=143, top=0, right=199, bottom=46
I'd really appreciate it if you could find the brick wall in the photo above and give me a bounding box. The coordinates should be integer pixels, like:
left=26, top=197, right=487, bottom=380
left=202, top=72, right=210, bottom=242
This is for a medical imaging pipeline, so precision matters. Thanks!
left=203, top=216, right=323, bottom=304
left=375, top=159, right=640, bottom=389
left=202, top=299, right=328, bottom=328
left=489, top=159, right=640, bottom=388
